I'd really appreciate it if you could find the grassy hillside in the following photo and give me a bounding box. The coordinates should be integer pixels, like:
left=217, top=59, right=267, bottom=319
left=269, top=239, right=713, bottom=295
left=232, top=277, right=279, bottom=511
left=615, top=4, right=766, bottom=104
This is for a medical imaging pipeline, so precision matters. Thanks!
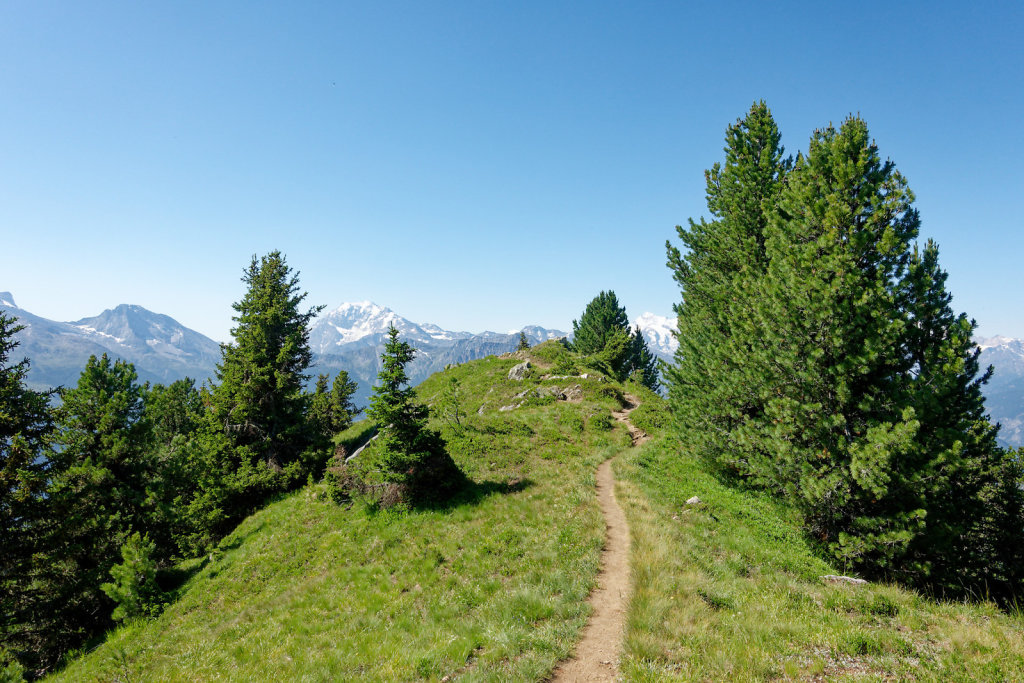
left=49, top=339, right=1024, bottom=681
left=52, top=343, right=634, bottom=682
left=616, top=435, right=1024, bottom=681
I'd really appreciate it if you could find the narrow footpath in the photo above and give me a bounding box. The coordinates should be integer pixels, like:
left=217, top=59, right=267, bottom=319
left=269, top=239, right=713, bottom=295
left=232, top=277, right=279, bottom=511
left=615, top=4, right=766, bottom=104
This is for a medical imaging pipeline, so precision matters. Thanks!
left=552, top=397, right=646, bottom=682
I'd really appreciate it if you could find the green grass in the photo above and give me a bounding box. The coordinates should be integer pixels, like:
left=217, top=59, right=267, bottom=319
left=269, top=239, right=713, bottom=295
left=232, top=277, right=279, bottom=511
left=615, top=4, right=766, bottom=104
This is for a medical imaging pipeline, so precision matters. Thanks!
left=615, top=433, right=1024, bottom=681
left=51, top=340, right=1024, bottom=681
left=52, top=343, right=632, bottom=682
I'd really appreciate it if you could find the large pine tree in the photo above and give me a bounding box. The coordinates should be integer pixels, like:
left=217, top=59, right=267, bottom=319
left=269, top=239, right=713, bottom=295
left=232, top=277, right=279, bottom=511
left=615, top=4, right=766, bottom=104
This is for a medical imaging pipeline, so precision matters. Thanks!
left=37, top=354, right=155, bottom=667
left=665, top=101, right=790, bottom=468
left=185, top=252, right=323, bottom=546
left=669, top=108, right=1022, bottom=596
left=208, top=251, right=323, bottom=486
left=746, top=117, right=923, bottom=568
left=0, top=314, right=54, bottom=670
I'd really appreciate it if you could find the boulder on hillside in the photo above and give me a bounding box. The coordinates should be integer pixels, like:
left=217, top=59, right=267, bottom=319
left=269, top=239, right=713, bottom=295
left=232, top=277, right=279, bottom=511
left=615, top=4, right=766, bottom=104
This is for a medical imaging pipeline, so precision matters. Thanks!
left=508, top=361, right=531, bottom=381
left=562, top=384, right=583, bottom=401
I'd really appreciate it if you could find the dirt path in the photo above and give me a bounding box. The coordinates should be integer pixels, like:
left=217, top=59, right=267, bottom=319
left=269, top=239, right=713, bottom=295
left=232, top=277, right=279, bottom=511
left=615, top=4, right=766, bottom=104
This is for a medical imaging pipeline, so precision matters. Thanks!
left=551, top=397, right=645, bottom=682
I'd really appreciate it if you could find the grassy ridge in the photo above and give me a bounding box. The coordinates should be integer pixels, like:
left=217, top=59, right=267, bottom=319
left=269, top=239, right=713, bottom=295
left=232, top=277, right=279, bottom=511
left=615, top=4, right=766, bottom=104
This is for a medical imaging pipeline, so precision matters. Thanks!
left=52, top=345, right=632, bottom=682
left=616, top=434, right=1024, bottom=681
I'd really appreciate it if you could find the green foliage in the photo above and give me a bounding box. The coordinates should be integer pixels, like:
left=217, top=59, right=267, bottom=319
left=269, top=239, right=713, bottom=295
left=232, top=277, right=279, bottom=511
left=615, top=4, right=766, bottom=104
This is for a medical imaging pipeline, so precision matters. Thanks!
left=31, top=354, right=157, bottom=667
left=626, top=324, right=659, bottom=391
left=328, top=370, right=359, bottom=433
left=664, top=100, right=790, bottom=470
left=307, top=373, right=333, bottom=445
left=571, top=290, right=628, bottom=355
left=101, top=532, right=164, bottom=623
left=0, top=653, right=25, bottom=683
left=0, top=313, right=55, bottom=672
left=187, top=252, right=323, bottom=545
left=361, top=325, right=462, bottom=504
left=516, top=331, right=530, bottom=351
left=571, top=291, right=659, bottom=391
left=667, top=105, right=1024, bottom=598
left=141, top=378, right=203, bottom=557
left=438, top=375, right=465, bottom=433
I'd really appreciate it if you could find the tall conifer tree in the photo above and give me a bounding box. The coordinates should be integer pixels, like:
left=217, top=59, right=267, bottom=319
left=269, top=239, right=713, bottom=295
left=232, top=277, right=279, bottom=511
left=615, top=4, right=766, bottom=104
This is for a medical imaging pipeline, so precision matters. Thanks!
left=665, top=101, right=790, bottom=467
left=0, top=314, right=54, bottom=670
left=37, top=354, right=155, bottom=666
left=186, top=252, right=323, bottom=544
left=208, top=251, right=323, bottom=486
left=745, top=117, right=923, bottom=567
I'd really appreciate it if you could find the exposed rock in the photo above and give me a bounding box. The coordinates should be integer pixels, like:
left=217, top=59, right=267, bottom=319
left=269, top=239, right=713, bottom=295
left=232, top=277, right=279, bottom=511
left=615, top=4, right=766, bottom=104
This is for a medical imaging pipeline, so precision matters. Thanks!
left=821, top=575, right=868, bottom=585
left=514, top=389, right=531, bottom=399
left=508, top=361, right=531, bottom=381
left=499, top=404, right=517, bottom=412
left=562, top=384, right=583, bottom=401
left=686, top=496, right=702, bottom=506
left=477, top=404, right=486, bottom=415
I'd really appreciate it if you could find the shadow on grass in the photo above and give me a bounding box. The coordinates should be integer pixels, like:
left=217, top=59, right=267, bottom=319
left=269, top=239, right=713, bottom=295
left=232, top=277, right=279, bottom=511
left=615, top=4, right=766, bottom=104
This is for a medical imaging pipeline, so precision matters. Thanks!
left=404, top=475, right=534, bottom=514
left=156, top=520, right=267, bottom=597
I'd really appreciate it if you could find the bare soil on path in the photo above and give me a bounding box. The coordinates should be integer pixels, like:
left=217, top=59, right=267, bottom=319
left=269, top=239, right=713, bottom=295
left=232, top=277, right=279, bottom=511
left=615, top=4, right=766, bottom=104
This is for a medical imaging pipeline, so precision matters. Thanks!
left=551, top=396, right=645, bottom=682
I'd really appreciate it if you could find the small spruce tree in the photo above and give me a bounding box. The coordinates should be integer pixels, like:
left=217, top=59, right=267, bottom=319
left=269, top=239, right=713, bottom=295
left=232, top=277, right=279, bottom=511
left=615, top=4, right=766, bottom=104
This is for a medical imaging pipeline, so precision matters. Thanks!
left=364, top=326, right=461, bottom=502
left=100, top=532, right=163, bottom=623
left=329, top=370, right=359, bottom=433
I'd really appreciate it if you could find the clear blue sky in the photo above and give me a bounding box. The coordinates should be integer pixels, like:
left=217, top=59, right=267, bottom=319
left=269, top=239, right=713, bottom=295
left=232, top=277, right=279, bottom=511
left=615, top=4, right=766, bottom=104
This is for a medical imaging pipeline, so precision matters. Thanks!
left=2, top=1, right=1021, bottom=342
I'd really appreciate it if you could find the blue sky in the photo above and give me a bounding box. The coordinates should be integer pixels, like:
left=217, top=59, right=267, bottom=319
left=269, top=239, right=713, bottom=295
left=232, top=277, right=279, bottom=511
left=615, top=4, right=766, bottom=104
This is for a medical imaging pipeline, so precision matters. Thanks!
left=2, top=1, right=1021, bottom=342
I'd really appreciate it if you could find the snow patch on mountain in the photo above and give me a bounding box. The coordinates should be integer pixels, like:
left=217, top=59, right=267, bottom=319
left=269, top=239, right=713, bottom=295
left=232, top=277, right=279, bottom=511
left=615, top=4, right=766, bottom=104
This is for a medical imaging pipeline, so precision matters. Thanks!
left=632, top=312, right=678, bottom=359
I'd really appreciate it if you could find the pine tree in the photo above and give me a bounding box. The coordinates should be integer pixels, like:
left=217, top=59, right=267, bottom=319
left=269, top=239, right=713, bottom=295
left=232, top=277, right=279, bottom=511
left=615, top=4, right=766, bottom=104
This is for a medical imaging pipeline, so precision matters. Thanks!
left=0, top=314, right=55, bottom=670
left=664, top=101, right=790, bottom=470
left=142, top=378, right=203, bottom=556
left=100, top=532, right=163, bottom=623
left=37, top=354, right=155, bottom=664
left=308, top=373, right=333, bottom=444
left=626, top=325, right=660, bottom=392
left=744, top=117, right=921, bottom=566
left=894, top=241, right=1018, bottom=592
left=571, top=291, right=629, bottom=355
left=516, top=331, right=530, bottom=351
left=365, top=326, right=460, bottom=500
left=206, top=251, right=324, bottom=505
left=329, top=370, right=359, bottom=433
left=367, top=326, right=431, bottom=482
left=570, top=290, right=656, bottom=386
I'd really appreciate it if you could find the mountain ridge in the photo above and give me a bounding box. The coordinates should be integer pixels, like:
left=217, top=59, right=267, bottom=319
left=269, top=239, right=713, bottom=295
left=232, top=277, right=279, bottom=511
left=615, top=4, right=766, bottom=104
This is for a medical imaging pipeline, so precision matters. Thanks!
left=3, top=293, right=1020, bottom=447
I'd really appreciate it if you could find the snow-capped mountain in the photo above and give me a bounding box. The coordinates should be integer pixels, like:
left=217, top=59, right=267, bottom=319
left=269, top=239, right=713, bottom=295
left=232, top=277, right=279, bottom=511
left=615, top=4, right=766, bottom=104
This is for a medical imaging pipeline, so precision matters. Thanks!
left=0, top=293, right=220, bottom=389
left=976, top=335, right=1024, bottom=448
left=309, top=302, right=566, bottom=406
left=308, top=301, right=474, bottom=353
left=1, top=293, right=566, bottom=409
left=632, top=312, right=677, bottom=361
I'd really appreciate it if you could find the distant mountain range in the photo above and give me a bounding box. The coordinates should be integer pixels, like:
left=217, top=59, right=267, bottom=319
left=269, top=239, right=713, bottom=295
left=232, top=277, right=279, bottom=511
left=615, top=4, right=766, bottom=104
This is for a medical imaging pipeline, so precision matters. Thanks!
left=0, top=293, right=564, bottom=409
left=306, top=301, right=565, bottom=406
left=976, top=336, right=1024, bottom=449
left=0, top=292, right=221, bottom=390
left=3, top=291, right=1020, bottom=448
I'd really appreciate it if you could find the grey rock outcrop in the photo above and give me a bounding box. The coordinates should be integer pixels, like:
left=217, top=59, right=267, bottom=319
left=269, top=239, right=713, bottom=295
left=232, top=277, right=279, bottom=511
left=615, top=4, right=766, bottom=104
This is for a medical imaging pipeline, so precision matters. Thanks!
left=508, top=361, right=531, bottom=381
